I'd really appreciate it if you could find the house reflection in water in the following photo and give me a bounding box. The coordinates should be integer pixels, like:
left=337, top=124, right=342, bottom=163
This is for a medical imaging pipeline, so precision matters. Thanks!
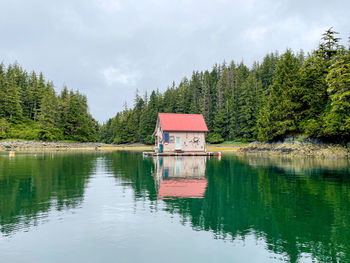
left=153, top=156, right=208, bottom=199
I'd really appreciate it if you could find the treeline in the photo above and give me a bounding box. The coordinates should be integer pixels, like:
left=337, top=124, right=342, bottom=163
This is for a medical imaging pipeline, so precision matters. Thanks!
left=0, top=63, right=99, bottom=141
left=101, top=28, right=350, bottom=144
left=1, top=28, right=349, bottom=144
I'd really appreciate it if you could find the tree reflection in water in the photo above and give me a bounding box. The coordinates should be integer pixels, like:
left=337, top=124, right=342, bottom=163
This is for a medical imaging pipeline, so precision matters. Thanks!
left=154, top=154, right=350, bottom=263
left=1, top=151, right=349, bottom=262
left=0, top=152, right=97, bottom=236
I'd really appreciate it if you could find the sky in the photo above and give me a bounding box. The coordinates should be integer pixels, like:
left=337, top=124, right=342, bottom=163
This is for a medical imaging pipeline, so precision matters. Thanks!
left=0, top=0, right=349, bottom=122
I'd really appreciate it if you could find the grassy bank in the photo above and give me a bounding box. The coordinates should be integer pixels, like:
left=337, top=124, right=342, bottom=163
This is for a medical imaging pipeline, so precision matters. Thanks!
left=206, top=142, right=248, bottom=152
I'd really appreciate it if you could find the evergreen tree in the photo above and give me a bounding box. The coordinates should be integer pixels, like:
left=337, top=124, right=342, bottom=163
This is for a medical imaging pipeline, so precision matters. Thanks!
left=208, top=109, right=228, bottom=143
left=27, top=71, right=39, bottom=120
left=318, top=27, right=341, bottom=61
left=2, top=78, right=23, bottom=122
left=38, top=82, right=61, bottom=140
left=33, top=72, right=46, bottom=121
left=298, top=28, right=342, bottom=137
left=238, top=74, right=262, bottom=139
left=133, top=91, right=145, bottom=142
left=323, top=53, right=350, bottom=140
left=58, top=86, right=70, bottom=133
left=229, top=62, right=249, bottom=139
left=0, top=64, right=5, bottom=118
left=189, top=72, right=202, bottom=113
left=138, top=91, right=159, bottom=144
left=258, top=50, right=301, bottom=141
left=0, top=118, right=9, bottom=139
left=255, top=52, right=279, bottom=92
left=200, top=71, right=212, bottom=126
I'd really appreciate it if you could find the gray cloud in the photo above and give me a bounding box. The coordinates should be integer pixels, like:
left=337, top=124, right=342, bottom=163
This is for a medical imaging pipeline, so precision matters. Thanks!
left=1, top=0, right=349, bottom=122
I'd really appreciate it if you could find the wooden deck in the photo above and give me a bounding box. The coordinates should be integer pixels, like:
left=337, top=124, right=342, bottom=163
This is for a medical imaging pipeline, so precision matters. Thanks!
left=143, top=151, right=216, bottom=157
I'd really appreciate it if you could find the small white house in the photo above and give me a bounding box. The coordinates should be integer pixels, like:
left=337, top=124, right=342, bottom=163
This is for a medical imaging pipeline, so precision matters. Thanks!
left=153, top=113, right=208, bottom=153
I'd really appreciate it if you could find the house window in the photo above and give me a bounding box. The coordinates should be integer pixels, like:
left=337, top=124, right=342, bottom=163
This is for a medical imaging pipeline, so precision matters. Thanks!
left=170, top=136, right=174, bottom=143
left=164, top=132, right=169, bottom=143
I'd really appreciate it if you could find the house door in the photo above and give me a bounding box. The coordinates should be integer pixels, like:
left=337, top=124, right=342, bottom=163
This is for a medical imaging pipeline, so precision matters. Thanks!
left=175, top=137, right=181, bottom=150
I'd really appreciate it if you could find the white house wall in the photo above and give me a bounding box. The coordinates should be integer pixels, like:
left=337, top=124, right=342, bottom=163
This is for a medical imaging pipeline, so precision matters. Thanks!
left=154, top=118, right=207, bottom=153
left=163, top=131, right=206, bottom=152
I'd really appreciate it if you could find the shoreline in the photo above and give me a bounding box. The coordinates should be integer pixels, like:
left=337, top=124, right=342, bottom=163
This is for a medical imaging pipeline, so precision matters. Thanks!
left=0, top=140, right=245, bottom=153
left=0, top=140, right=153, bottom=152
left=238, top=142, right=350, bottom=158
left=1, top=140, right=349, bottom=158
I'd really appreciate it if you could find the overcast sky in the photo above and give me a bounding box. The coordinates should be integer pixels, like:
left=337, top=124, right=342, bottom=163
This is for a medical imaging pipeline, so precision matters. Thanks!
left=1, top=0, right=349, bottom=122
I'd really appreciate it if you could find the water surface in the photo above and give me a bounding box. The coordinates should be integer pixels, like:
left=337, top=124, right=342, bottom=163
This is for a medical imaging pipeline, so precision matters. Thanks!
left=0, top=152, right=349, bottom=263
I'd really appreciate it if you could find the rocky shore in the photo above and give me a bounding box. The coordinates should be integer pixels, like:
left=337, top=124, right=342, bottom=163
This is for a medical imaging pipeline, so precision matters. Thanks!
left=0, top=140, right=153, bottom=152
left=2, top=140, right=349, bottom=158
left=238, top=141, right=350, bottom=158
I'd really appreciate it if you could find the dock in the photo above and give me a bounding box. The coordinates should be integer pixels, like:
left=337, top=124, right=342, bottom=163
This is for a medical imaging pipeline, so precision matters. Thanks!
left=143, top=152, right=217, bottom=157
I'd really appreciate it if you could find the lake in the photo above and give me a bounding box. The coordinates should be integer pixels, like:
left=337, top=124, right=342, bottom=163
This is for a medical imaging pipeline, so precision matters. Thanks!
left=0, top=152, right=350, bottom=263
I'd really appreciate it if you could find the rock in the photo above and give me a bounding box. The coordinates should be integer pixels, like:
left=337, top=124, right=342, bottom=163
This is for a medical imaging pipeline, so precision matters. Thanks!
left=238, top=141, right=349, bottom=158
left=250, top=141, right=261, bottom=145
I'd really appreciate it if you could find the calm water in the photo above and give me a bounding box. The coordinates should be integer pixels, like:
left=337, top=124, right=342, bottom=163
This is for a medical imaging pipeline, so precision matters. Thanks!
left=0, top=152, right=350, bottom=263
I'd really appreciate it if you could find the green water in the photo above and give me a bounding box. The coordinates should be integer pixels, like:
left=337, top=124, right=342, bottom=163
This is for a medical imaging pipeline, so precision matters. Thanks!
left=0, top=152, right=350, bottom=263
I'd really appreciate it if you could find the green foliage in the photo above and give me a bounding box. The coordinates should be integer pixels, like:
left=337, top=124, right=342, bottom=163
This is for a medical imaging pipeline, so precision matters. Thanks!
left=207, top=133, right=224, bottom=144
left=237, top=73, right=262, bottom=139
left=38, top=127, right=63, bottom=141
left=2, top=78, right=23, bottom=122
left=257, top=50, right=301, bottom=141
left=142, top=135, right=155, bottom=145
left=213, top=109, right=229, bottom=139
left=0, top=118, right=9, bottom=139
left=322, top=53, right=350, bottom=139
left=7, top=122, right=42, bottom=140
left=101, top=28, right=350, bottom=144
left=0, top=63, right=99, bottom=142
left=298, top=54, right=329, bottom=127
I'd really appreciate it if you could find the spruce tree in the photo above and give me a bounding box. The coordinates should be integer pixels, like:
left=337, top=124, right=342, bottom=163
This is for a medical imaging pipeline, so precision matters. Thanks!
left=0, top=118, right=9, bottom=139
left=323, top=53, right=350, bottom=139
left=208, top=109, right=227, bottom=143
left=200, top=71, right=211, bottom=127
left=3, top=78, right=23, bottom=122
left=298, top=28, right=342, bottom=137
left=238, top=74, right=262, bottom=139
left=38, top=83, right=61, bottom=140
left=0, top=64, right=5, bottom=118
left=258, top=50, right=301, bottom=141
left=189, top=72, right=202, bottom=113
left=229, top=62, right=249, bottom=139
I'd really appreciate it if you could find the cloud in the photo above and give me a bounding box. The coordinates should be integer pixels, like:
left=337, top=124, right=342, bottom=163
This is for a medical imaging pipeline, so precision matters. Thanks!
left=95, top=0, right=122, bottom=13
left=0, top=0, right=349, bottom=122
left=102, top=66, right=140, bottom=86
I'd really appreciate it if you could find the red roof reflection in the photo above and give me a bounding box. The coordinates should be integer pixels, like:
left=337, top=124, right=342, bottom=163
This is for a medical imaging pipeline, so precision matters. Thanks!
left=158, top=179, right=207, bottom=199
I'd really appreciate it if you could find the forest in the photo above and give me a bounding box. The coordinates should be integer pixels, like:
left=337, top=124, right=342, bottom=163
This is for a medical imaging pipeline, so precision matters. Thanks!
left=0, top=64, right=99, bottom=141
left=1, top=28, right=349, bottom=144
left=100, top=28, right=350, bottom=144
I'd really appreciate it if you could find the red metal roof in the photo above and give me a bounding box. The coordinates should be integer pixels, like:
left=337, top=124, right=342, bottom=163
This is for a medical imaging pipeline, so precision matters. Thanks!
left=158, top=113, right=208, bottom=132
